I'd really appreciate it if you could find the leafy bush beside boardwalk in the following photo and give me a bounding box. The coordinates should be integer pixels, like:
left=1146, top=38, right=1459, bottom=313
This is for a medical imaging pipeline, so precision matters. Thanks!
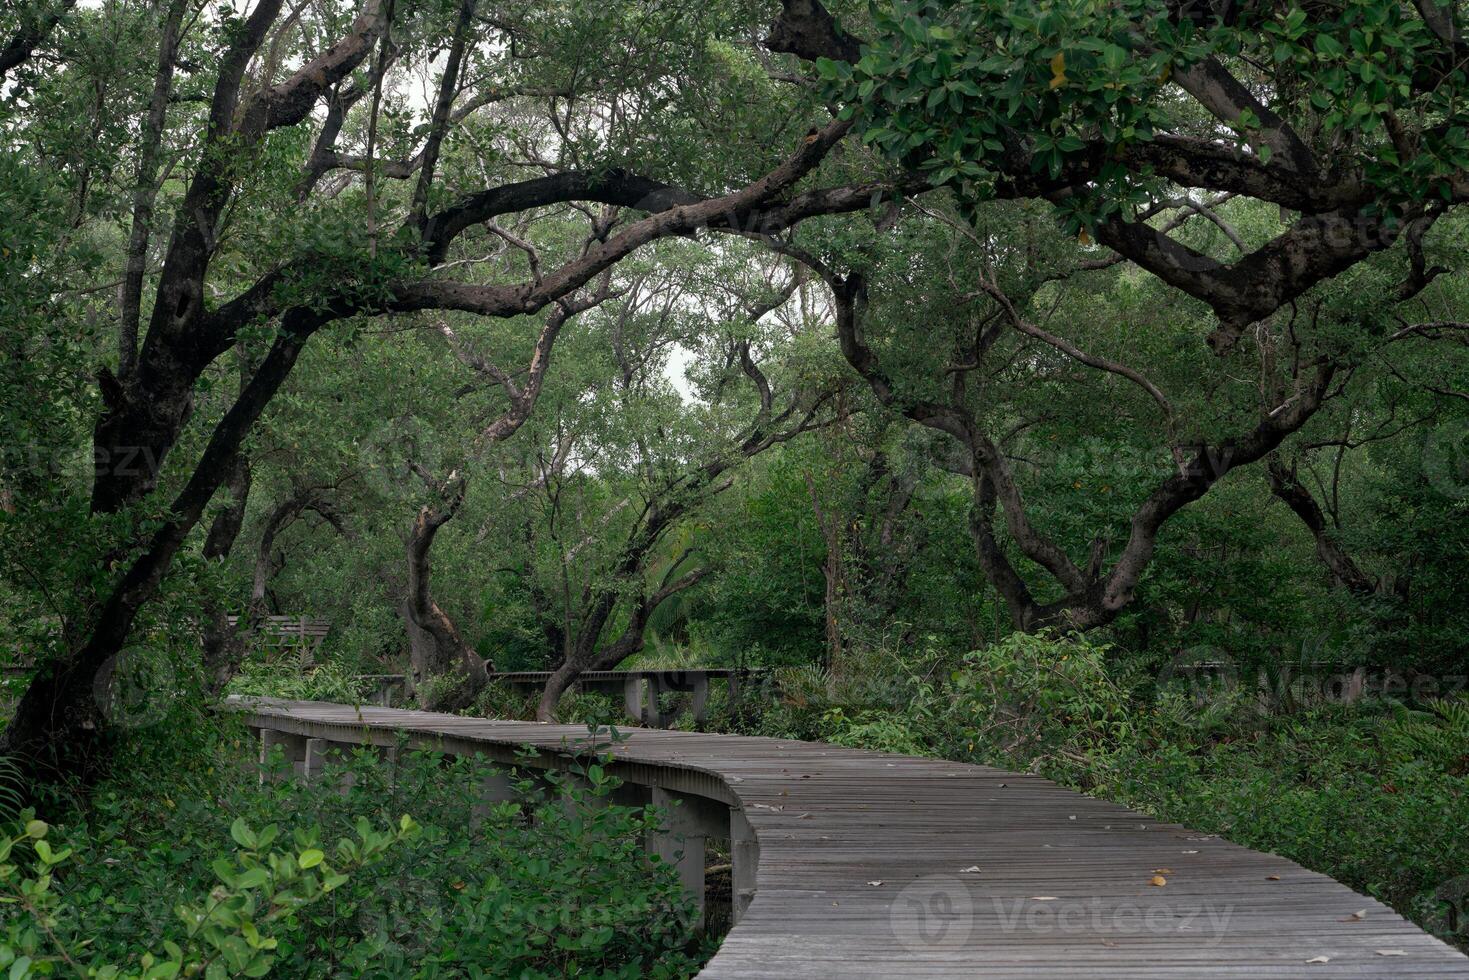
left=0, top=728, right=706, bottom=978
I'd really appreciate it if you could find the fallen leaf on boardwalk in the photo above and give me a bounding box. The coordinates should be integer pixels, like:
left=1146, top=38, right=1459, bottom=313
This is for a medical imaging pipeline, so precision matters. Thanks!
left=1374, top=950, right=1407, bottom=956
left=1306, top=956, right=1330, bottom=964
left=1030, top=896, right=1058, bottom=901
left=1149, top=875, right=1167, bottom=887
left=1182, top=850, right=1199, bottom=854
left=1266, top=874, right=1281, bottom=880
left=867, top=880, right=883, bottom=887
left=959, top=866, right=982, bottom=873
left=1341, top=909, right=1367, bottom=921
left=1152, top=868, right=1173, bottom=874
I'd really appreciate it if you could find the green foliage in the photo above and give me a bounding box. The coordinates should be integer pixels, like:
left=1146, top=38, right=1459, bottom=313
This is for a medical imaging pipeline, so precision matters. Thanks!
left=819, top=0, right=1195, bottom=213
left=0, top=807, right=417, bottom=978
left=0, top=740, right=705, bottom=978
left=228, top=660, right=372, bottom=704
left=949, top=632, right=1132, bottom=782
left=821, top=0, right=1469, bottom=223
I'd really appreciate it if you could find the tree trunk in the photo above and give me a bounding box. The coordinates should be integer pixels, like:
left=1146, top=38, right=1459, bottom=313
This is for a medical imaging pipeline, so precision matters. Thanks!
left=118, top=0, right=187, bottom=379
left=200, top=455, right=253, bottom=694
left=805, top=471, right=845, bottom=674
left=1268, top=456, right=1377, bottom=597
left=404, top=480, right=489, bottom=710
left=2, top=330, right=313, bottom=789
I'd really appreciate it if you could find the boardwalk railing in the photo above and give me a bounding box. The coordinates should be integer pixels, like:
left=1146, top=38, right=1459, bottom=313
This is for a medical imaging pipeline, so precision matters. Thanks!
left=353, top=669, right=752, bottom=726
left=227, top=697, right=1469, bottom=977
left=487, top=669, right=750, bottom=728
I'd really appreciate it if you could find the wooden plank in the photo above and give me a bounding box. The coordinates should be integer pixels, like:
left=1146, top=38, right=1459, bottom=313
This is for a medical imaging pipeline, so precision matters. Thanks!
left=225, top=697, right=1468, bottom=978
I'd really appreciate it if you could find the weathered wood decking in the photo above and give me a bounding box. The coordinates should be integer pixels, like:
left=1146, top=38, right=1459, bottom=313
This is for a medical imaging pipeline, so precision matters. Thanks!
left=230, top=698, right=1469, bottom=978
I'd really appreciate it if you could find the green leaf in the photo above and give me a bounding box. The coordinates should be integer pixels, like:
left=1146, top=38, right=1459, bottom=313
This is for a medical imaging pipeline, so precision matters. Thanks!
left=298, top=848, right=324, bottom=869
left=234, top=867, right=270, bottom=888
left=230, top=818, right=256, bottom=850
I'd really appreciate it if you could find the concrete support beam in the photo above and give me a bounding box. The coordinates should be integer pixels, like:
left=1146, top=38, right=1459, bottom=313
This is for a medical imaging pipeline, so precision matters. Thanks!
left=648, top=787, right=728, bottom=930
left=647, top=676, right=670, bottom=729
left=303, top=737, right=331, bottom=783
left=471, top=768, right=521, bottom=829
left=623, top=674, right=645, bottom=725
left=304, top=737, right=367, bottom=793
left=259, top=728, right=304, bottom=783
left=690, top=674, right=710, bottom=726
left=730, top=806, right=759, bottom=924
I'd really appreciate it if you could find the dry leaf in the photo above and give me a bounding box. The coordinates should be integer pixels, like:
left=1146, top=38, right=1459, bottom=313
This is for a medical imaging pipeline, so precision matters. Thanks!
left=1149, top=875, right=1167, bottom=887
left=959, top=866, right=982, bottom=873
left=1152, top=868, right=1174, bottom=874
left=1306, top=956, right=1330, bottom=964
left=1031, top=896, right=1059, bottom=901
left=867, top=880, right=884, bottom=887
left=1374, top=950, right=1407, bottom=956
left=1182, top=850, right=1199, bottom=854
left=1049, top=51, right=1068, bottom=89
left=1266, top=874, right=1281, bottom=881
left=1340, top=909, right=1367, bottom=922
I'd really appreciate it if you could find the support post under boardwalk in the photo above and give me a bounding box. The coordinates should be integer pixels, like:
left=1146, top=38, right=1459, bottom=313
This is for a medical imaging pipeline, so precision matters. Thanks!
left=470, top=768, right=521, bottom=830
left=648, top=787, right=727, bottom=930
left=259, top=729, right=305, bottom=783
left=690, top=673, right=710, bottom=725
left=622, top=674, right=645, bottom=724
left=304, top=737, right=367, bottom=793
left=729, top=806, right=759, bottom=923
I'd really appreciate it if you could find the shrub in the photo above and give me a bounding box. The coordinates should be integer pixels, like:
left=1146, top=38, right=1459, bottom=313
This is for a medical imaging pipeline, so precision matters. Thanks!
left=947, top=631, right=1131, bottom=787
left=0, top=736, right=707, bottom=978
left=228, top=659, right=372, bottom=704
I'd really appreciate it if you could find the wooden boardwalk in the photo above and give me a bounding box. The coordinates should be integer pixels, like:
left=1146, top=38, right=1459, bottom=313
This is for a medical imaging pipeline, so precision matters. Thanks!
left=230, top=698, right=1469, bottom=977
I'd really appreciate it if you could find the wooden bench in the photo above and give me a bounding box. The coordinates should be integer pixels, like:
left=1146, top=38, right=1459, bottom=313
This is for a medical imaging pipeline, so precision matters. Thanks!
left=225, top=615, right=331, bottom=666
left=227, top=697, right=1469, bottom=977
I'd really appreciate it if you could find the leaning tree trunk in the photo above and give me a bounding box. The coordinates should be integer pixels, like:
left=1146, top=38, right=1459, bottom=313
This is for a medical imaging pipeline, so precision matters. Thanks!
left=2, top=327, right=316, bottom=789
left=1267, top=456, right=1377, bottom=597
left=404, top=482, right=489, bottom=711
left=200, top=455, right=253, bottom=694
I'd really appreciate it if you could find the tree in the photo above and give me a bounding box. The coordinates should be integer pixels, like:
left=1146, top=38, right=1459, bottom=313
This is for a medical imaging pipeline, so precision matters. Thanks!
left=0, top=0, right=888, bottom=787
left=525, top=253, right=845, bottom=718
left=761, top=0, right=1469, bottom=632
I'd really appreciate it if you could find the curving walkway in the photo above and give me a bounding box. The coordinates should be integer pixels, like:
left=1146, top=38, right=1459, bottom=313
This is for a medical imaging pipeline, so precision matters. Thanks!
left=228, top=697, right=1469, bottom=978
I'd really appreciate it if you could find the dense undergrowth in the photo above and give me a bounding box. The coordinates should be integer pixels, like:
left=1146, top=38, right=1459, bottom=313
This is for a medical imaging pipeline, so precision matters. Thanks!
left=0, top=713, right=708, bottom=978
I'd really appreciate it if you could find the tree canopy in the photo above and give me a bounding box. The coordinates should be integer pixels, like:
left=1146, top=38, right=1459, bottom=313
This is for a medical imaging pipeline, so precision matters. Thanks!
left=0, top=0, right=1465, bottom=794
